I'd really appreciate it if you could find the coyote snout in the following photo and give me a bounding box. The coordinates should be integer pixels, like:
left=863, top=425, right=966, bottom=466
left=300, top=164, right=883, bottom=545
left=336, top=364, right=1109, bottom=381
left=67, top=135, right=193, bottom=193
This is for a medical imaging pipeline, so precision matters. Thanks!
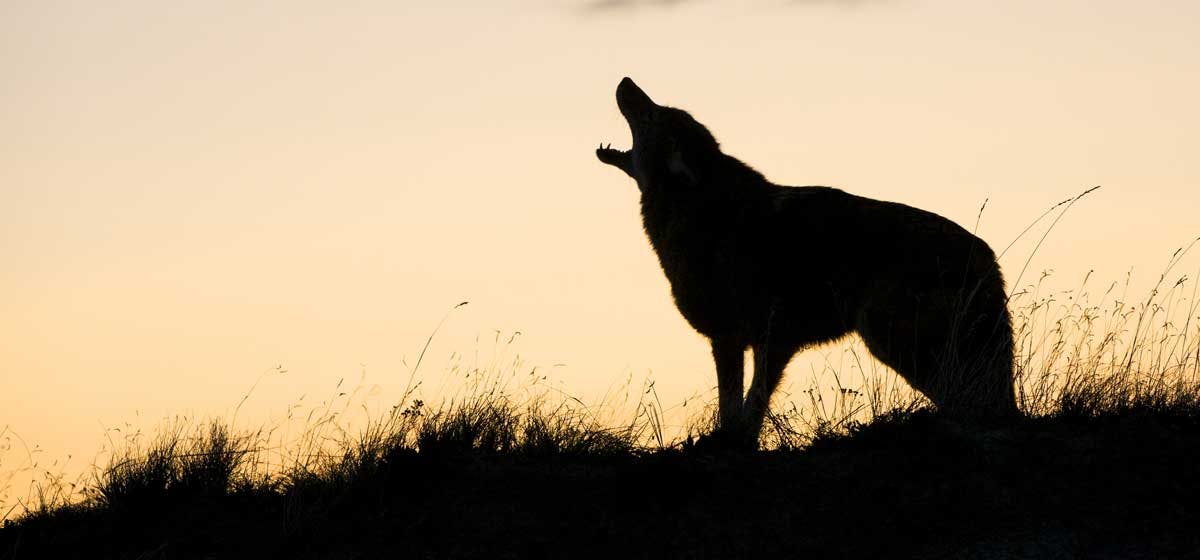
left=596, top=78, right=1018, bottom=448
left=617, top=76, right=655, bottom=121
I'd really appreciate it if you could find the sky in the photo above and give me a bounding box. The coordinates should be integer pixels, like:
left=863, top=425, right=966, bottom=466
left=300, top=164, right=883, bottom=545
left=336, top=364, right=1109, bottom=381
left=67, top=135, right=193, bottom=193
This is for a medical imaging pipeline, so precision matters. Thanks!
left=3, top=0, right=1199, bottom=488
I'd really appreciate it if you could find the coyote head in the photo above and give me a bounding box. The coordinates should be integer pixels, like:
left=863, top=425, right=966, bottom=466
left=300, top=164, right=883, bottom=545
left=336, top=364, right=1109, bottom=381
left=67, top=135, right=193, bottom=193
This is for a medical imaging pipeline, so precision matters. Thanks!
left=596, top=78, right=720, bottom=191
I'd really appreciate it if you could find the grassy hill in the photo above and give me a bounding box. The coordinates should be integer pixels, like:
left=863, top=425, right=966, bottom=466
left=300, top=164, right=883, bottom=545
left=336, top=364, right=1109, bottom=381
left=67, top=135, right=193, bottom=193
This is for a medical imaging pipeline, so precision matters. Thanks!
left=5, top=260, right=1200, bottom=559
left=2, top=392, right=1199, bottom=559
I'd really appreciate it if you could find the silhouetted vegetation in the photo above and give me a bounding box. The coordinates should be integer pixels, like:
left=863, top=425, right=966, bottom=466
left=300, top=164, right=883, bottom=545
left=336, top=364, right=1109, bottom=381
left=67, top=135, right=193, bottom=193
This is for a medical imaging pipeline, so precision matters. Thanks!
left=3, top=398, right=1199, bottom=558
left=4, top=251, right=1200, bottom=558
left=4, top=382, right=1200, bottom=557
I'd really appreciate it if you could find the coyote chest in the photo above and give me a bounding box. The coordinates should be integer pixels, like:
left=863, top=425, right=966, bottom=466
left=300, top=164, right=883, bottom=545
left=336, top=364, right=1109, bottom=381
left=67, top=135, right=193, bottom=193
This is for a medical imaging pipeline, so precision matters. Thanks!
left=642, top=197, right=759, bottom=337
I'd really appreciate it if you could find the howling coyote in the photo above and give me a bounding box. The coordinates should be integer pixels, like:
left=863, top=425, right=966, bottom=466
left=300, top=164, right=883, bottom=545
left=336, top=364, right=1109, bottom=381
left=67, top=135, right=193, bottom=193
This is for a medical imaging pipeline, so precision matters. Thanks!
left=596, top=78, right=1018, bottom=447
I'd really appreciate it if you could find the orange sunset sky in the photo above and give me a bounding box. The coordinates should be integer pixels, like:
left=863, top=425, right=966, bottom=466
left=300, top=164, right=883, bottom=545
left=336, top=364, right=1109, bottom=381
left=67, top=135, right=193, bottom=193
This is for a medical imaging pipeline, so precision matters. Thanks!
left=3, top=0, right=1199, bottom=484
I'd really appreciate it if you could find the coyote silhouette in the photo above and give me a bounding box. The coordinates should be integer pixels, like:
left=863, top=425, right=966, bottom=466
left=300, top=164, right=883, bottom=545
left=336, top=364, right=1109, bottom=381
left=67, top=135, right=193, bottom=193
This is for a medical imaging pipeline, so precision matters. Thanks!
left=596, top=78, right=1018, bottom=447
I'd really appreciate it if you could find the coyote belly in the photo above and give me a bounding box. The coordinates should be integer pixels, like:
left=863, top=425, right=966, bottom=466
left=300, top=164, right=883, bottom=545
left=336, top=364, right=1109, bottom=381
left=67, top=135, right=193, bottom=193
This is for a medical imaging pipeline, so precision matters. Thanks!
left=596, top=77, right=1018, bottom=448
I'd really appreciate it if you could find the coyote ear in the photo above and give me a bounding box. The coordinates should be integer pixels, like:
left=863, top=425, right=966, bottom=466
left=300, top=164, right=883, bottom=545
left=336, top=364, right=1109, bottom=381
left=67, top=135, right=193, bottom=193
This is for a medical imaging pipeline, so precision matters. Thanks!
left=668, top=148, right=699, bottom=186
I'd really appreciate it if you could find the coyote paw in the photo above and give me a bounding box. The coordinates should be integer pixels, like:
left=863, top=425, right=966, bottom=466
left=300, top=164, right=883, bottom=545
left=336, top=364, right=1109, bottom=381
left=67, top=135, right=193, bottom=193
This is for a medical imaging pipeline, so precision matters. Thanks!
left=686, top=430, right=758, bottom=454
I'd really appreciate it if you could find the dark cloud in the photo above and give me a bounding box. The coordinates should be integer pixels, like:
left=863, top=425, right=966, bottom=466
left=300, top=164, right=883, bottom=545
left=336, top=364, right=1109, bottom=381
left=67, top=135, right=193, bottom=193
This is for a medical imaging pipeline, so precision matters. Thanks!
left=581, top=0, right=689, bottom=12
left=580, top=0, right=882, bottom=12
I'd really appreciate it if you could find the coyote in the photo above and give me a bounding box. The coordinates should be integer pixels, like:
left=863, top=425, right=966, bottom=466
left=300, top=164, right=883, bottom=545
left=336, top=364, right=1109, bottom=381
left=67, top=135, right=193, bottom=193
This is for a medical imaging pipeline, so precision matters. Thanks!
left=596, top=78, right=1018, bottom=447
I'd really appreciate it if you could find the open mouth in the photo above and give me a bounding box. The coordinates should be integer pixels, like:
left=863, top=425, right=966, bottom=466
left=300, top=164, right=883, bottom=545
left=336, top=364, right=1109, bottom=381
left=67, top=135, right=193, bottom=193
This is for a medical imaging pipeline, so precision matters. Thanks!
left=596, top=78, right=652, bottom=179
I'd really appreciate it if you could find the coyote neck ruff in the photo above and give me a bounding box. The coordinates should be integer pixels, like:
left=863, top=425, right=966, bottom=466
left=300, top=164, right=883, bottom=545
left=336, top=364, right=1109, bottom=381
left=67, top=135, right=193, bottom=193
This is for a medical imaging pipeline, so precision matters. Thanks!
left=596, top=77, right=1018, bottom=448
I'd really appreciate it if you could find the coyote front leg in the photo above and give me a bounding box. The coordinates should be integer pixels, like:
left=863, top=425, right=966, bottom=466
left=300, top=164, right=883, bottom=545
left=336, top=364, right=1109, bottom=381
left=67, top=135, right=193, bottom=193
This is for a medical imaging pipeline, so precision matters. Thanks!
left=742, top=340, right=797, bottom=446
left=711, top=338, right=745, bottom=434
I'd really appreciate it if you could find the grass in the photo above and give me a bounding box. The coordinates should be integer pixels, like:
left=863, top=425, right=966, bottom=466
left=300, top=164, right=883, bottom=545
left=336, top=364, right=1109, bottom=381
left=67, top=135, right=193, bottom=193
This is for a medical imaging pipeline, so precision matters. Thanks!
left=4, top=235, right=1200, bottom=558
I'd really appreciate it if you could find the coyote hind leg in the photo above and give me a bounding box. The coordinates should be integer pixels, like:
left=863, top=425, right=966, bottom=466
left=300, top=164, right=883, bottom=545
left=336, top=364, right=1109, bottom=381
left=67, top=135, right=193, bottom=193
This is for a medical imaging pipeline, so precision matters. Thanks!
left=857, top=300, right=1018, bottom=418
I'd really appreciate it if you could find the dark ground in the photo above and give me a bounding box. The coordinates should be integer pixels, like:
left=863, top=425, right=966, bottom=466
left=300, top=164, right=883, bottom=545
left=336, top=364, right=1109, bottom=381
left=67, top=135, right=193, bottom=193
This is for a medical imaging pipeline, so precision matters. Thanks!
left=3, top=411, right=1199, bottom=559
